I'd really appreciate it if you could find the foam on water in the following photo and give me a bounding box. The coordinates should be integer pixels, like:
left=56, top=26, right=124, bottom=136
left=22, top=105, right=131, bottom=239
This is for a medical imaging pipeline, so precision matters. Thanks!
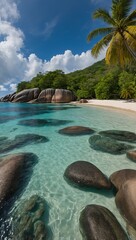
left=0, top=102, right=136, bottom=239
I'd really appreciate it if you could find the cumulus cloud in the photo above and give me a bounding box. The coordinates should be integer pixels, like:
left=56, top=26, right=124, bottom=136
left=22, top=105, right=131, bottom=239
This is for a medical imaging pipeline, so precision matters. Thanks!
left=0, top=0, right=19, bottom=21
left=0, top=0, right=106, bottom=97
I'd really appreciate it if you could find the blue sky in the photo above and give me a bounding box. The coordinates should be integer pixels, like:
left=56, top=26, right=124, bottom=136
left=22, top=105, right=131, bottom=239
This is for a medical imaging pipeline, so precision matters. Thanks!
left=0, top=0, right=136, bottom=97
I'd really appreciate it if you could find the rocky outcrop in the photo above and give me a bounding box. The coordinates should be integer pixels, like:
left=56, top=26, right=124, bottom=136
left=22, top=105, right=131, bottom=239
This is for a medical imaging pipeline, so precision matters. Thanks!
left=79, top=204, right=129, bottom=240
left=110, top=169, right=136, bottom=191
left=64, top=161, right=111, bottom=189
left=58, top=126, right=95, bottom=136
left=38, top=88, right=55, bottom=102
left=115, top=179, right=136, bottom=231
left=52, top=89, right=75, bottom=103
left=126, top=150, right=136, bottom=162
left=12, top=88, right=40, bottom=102
left=89, top=134, right=134, bottom=154
left=0, top=88, right=75, bottom=103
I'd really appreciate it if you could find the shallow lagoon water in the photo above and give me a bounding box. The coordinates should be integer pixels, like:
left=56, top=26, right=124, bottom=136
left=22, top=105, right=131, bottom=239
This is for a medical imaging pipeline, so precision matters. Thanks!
left=0, top=102, right=136, bottom=239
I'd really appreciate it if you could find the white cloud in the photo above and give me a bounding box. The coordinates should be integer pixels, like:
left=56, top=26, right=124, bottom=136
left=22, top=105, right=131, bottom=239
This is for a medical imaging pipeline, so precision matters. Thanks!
left=0, top=85, right=7, bottom=91
left=0, top=0, right=19, bottom=21
left=0, top=0, right=106, bottom=97
left=10, top=83, right=17, bottom=91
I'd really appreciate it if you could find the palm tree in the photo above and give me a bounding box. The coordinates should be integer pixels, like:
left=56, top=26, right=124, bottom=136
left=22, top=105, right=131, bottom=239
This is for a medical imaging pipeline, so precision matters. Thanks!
left=87, top=0, right=136, bottom=66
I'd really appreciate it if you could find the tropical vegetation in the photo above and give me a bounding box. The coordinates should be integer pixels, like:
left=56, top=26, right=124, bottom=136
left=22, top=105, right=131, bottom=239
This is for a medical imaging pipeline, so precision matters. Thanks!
left=87, top=0, right=136, bottom=67
left=17, top=60, right=136, bottom=100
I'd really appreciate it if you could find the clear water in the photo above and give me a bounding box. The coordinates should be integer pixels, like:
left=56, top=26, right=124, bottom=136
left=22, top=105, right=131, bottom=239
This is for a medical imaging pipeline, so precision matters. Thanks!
left=0, top=102, right=136, bottom=240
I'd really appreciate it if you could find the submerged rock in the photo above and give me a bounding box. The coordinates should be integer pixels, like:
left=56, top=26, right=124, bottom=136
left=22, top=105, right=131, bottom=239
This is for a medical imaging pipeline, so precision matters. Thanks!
left=110, top=169, right=136, bottom=191
left=115, top=179, right=136, bottom=231
left=59, top=126, right=95, bottom=136
left=12, top=195, right=47, bottom=240
left=0, top=134, right=48, bottom=154
left=126, top=150, right=136, bottom=162
left=89, top=134, right=133, bottom=154
left=99, top=130, right=136, bottom=143
left=79, top=204, right=129, bottom=240
left=18, top=119, right=72, bottom=127
left=64, top=161, right=111, bottom=189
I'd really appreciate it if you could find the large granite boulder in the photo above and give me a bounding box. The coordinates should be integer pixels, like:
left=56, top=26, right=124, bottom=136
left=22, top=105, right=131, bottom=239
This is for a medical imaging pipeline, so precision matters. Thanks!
left=110, top=169, right=136, bottom=191
left=0, top=153, right=38, bottom=207
left=12, top=195, right=47, bottom=239
left=89, top=135, right=134, bottom=154
left=52, top=89, right=75, bottom=103
left=64, top=161, right=111, bottom=189
left=115, top=179, right=136, bottom=231
left=99, top=130, right=136, bottom=143
left=126, top=150, right=136, bottom=162
left=12, top=88, right=40, bottom=102
left=79, top=204, right=129, bottom=240
left=38, top=88, right=55, bottom=102
left=58, top=126, right=95, bottom=136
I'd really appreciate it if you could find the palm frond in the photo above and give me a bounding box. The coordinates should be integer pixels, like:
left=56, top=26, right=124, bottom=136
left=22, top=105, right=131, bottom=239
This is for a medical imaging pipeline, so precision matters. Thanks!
left=91, top=33, right=113, bottom=57
left=106, top=32, right=136, bottom=66
left=93, top=9, right=116, bottom=25
left=112, top=0, right=133, bottom=20
left=87, top=27, right=114, bottom=42
left=124, top=10, right=136, bottom=23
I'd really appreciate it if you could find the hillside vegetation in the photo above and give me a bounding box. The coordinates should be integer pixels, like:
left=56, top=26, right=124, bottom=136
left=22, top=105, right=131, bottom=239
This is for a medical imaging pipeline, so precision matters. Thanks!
left=17, top=60, right=136, bottom=100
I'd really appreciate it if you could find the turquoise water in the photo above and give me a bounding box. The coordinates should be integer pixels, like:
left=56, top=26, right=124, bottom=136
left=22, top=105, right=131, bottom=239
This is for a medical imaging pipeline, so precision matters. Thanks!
left=0, top=102, right=136, bottom=239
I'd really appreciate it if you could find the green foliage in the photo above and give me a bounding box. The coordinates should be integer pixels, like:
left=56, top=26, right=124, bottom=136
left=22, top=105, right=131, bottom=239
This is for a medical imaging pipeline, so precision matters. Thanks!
left=95, top=71, right=120, bottom=99
left=16, top=59, right=136, bottom=100
left=119, top=71, right=136, bottom=99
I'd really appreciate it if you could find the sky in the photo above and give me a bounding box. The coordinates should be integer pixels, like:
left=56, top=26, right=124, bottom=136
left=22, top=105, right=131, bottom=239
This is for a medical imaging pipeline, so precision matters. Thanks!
left=0, top=0, right=136, bottom=97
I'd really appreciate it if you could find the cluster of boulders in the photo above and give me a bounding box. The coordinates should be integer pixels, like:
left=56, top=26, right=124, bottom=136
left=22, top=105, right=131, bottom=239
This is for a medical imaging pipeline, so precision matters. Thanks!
left=0, top=88, right=75, bottom=103
left=62, top=128, right=136, bottom=239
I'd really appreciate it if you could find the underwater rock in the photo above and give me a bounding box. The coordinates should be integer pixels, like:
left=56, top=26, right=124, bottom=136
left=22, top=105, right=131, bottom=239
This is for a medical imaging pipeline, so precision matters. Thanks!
left=64, top=161, right=111, bottom=189
left=99, top=130, right=136, bottom=142
left=126, top=150, right=136, bottom=162
left=115, top=179, right=136, bottom=231
left=0, top=136, right=8, bottom=142
left=59, top=126, right=95, bottom=136
left=18, top=119, right=72, bottom=127
left=12, top=195, right=47, bottom=239
left=89, top=135, right=134, bottom=154
left=110, top=169, right=136, bottom=191
left=0, top=153, right=38, bottom=208
left=79, top=204, right=129, bottom=240
left=0, top=134, right=48, bottom=154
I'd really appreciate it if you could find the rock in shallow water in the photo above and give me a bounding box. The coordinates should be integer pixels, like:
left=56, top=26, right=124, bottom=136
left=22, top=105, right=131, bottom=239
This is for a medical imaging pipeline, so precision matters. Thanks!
left=58, top=126, right=95, bottom=136
left=89, top=135, right=134, bottom=154
left=64, top=161, right=111, bottom=189
left=79, top=204, right=129, bottom=240
left=110, top=169, right=136, bottom=191
left=126, top=150, right=136, bottom=162
left=0, top=134, right=48, bottom=154
left=99, top=130, right=136, bottom=143
left=0, top=153, right=38, bottom=212
left=115, top=179, right=136, bottom=231
left=12, top=195, right=47, bottom=240
left=18, top=118, right=72, bottom=127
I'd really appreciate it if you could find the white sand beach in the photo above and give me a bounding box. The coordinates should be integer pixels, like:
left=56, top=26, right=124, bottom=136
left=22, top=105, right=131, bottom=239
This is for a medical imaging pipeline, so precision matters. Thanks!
left=79, top=99, right=136, bottom=113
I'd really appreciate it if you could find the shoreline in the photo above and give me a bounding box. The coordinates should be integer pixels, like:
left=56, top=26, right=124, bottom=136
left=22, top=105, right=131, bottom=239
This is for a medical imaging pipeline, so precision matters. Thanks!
left=73, top=99, right=136, bottom=114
